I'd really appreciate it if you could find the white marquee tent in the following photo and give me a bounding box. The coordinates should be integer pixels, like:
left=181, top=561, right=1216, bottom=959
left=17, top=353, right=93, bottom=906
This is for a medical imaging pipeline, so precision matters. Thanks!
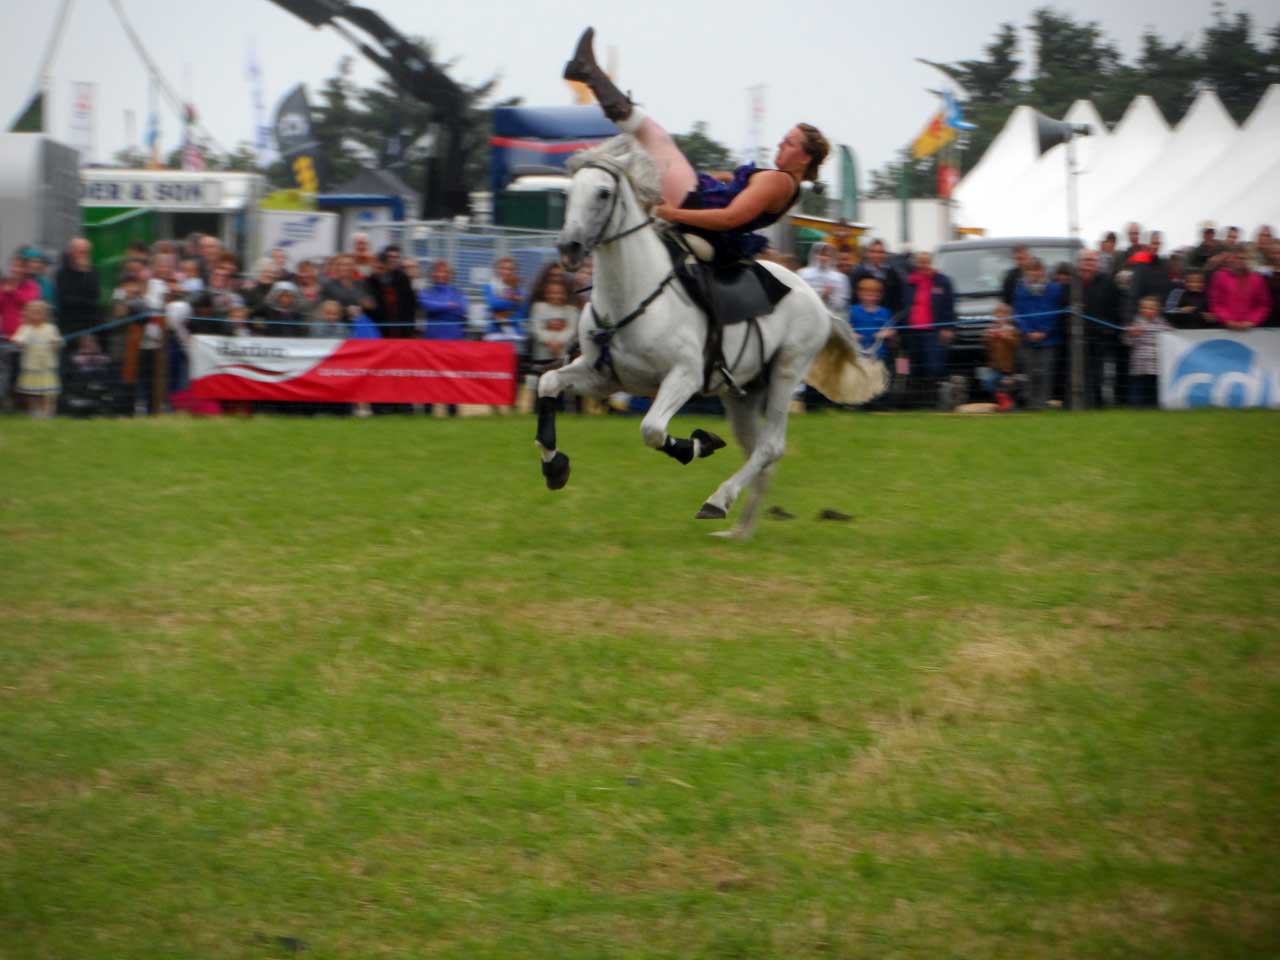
left=952, top=85, right=1280, bottom=249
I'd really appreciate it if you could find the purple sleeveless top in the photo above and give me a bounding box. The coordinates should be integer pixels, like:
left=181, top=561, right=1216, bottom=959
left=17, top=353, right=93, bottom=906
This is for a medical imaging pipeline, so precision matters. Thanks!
left=680, top=164, right=800, bottom=263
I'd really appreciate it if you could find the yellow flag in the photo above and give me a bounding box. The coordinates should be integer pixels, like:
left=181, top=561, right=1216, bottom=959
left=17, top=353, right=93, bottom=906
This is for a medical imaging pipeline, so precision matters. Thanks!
left=911, top=110, right=956, bottom=160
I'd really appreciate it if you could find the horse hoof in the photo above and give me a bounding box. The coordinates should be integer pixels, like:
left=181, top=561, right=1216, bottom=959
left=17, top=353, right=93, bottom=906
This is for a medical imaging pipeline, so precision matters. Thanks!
left=692, top=429, right=726, bottom=458
left=542, top=451, right=571, bottom=490
left=695, top=502, right=727, bottom=520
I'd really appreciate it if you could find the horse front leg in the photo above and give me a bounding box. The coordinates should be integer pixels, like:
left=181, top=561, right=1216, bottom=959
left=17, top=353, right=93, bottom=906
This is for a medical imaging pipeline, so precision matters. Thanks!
left=641, top=364, right=727, bottom=466
left=536, top=357, right=613, bottom=490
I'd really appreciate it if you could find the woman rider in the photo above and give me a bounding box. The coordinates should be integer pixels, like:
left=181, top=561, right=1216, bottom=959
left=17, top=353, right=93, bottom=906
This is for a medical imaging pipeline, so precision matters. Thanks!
left=563, top=27, right=829, bottom=266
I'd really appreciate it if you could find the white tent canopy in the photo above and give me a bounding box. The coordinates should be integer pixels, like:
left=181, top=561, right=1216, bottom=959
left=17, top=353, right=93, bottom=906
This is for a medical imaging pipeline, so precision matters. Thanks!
left=952, top=85, right=1280, bottom=249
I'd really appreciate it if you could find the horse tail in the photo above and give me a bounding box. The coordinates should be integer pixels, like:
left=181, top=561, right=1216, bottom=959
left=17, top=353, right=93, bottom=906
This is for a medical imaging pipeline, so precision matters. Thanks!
left=803, top=309, right=889, bottom=405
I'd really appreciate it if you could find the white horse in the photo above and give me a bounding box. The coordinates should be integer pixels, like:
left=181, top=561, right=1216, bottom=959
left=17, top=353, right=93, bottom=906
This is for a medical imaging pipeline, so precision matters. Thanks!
left=535, top=135, right=885, bottom=540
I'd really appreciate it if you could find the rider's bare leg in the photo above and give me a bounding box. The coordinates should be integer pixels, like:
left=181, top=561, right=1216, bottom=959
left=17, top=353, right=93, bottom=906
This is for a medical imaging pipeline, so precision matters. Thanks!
left=626, top=115, right=698, bottom=207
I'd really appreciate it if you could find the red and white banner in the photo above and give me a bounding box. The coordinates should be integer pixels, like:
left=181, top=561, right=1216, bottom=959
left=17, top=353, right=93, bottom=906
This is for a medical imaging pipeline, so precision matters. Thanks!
left=190, top=336, right=518, bottom=405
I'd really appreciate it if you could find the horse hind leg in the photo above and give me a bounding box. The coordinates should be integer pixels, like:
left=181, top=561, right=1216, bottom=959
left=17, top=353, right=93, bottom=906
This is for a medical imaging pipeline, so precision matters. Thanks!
left=698, top=361, right=801, bottom=521
left=709, top=389, right=772, bottom=540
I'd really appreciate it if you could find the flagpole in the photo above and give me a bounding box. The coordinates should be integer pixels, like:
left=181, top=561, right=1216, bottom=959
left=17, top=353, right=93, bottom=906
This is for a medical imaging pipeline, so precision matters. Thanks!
left=40, top=0, right=77, bottom=131
left=109, top=0, right=227, bottom=155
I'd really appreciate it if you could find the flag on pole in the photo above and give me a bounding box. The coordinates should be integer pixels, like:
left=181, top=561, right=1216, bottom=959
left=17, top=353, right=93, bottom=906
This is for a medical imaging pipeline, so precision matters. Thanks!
left=938, top=164, right=959, bottom=199
left=273, top=84, right=320, bottom=191
left=911, top=110, right=956, bottom=160
left=145, top=80, right=161, bottom=168
left=941, top=90, right=977, bottom=132
left=181, top=102, right=206, bottom=171
left=839, top=145, right=858, bottom=221
left=69, top=83, right=95, bottom=160
left=246, top=40, right=271, bottom=166
left=8, top=91, right=44, bottom=133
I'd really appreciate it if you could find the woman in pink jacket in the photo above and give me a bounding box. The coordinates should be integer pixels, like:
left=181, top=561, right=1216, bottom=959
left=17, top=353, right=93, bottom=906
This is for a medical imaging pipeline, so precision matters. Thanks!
left=1208, top=247, right=1272, bottom=331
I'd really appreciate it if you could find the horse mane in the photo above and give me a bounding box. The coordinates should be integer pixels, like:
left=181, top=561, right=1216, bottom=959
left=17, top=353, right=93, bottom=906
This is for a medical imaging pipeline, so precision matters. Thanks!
left=565, top=135, right=663, bottom=210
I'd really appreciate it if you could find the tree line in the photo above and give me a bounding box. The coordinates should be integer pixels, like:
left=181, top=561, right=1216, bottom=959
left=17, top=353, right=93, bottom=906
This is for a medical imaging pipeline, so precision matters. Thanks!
left=867, top=3, right=1280, bottom=199
left=110, top=6, right=1278, bottom=209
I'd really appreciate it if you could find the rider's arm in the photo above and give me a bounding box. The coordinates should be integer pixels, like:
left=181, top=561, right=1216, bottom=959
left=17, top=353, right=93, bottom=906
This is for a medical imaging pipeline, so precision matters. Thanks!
left=656, top=171, right=794, bottom=232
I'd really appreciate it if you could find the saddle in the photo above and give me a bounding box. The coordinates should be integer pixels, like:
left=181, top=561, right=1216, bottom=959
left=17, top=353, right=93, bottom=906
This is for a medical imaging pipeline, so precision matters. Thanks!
left=661, top=230, right=792, bottom=394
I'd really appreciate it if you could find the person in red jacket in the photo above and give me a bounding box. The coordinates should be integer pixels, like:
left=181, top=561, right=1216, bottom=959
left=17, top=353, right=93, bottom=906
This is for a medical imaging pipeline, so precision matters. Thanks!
left=1207, top=246, right=1272, bottom=331
left=0, top=251, right=40, bottom=340
left=1, top=252, right=41, bottom=409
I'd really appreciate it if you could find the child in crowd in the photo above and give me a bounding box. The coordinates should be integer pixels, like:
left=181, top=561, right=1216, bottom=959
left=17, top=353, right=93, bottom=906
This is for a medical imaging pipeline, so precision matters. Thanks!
left=177, top=258, right=205, bottom=295
left=11, top=300, right=61, bottom=417
left=1124, top=295, right=1172, bottom=408
left=226, top=304, right=254, bottom=338
left=847, top=275, right=894, bottom=410
left=1164, top=270, right=1214, bottom=329
left=1012, top=258, right=1062, bottom=411
left=310, top=299, right=349, bottom=339
left=528, top=277, right=579, bottom=364
left=980, top=303, right=1022, bottom=411
left=483, top=257, right=526, bottom=344
left=23, top=249, right=54, bottom=302
left=848, top=275, right=894, bottom=374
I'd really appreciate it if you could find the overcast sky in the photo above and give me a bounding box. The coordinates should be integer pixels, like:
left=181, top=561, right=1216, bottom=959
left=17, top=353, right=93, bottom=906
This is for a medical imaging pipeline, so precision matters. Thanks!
left=2, top=0, right=1276, bottom=190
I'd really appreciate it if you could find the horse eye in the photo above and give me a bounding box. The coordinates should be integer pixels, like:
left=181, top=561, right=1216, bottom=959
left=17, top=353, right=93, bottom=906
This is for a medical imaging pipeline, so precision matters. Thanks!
left=596, top=187, right=611, bottom=201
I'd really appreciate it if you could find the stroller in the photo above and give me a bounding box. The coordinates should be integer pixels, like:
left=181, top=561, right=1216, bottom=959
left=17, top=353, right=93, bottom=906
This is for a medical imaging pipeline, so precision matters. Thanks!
left=60, top=338, right=132, bottom=418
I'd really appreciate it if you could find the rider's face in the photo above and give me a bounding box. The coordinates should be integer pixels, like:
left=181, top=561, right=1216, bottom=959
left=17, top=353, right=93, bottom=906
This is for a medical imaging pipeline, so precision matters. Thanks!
left=775, top=127, right=809, bottom=174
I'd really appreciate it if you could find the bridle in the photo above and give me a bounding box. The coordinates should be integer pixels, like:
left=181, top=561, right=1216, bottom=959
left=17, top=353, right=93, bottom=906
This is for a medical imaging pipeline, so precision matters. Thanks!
left=573, top=159, right=678, bottom=371
left=579, top=159, right=657, bottom=250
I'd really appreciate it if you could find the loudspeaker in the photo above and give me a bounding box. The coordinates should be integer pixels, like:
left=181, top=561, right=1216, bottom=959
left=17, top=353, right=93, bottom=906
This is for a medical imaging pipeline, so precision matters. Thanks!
left=1035, top=114, right=1092, bottom=155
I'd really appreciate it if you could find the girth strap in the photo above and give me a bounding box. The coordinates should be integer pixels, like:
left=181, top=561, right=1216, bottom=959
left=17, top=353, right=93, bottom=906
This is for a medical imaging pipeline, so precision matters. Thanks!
left=591, top=270, right=678, bottom=374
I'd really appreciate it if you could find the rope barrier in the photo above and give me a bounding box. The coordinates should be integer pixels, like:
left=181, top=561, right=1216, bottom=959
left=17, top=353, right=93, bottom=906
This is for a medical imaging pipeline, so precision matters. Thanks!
left=870, top=307, right=1130, bottom=332
left=52, top=304, right=1140, bottom=348
left=58, top=312, right=434, bottom=344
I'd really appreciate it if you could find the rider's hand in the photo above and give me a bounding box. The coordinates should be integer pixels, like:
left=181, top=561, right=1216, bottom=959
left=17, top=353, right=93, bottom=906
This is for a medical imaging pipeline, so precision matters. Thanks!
left=654, top=203, right=678, bottom=223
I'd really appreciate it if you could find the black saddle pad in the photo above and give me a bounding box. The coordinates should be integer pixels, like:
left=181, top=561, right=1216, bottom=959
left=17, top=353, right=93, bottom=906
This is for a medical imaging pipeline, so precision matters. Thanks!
left=664, top=235, right=790, bottom=326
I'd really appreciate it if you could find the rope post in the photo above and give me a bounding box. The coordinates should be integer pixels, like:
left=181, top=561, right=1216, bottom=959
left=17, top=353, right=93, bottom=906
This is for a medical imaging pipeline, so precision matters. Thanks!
left=1066, top=137, right=1085, bottom=411
left=153, top=326, right=168, bottom=414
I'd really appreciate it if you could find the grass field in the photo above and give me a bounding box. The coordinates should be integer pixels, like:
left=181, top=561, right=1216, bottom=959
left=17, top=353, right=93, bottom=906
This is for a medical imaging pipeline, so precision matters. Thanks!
left=2, top=409, right=1279, bottom=959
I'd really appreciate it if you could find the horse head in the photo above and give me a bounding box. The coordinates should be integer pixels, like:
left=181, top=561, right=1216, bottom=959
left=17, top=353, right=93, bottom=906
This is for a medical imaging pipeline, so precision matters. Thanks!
left=558, top=135, right=661, bottom=271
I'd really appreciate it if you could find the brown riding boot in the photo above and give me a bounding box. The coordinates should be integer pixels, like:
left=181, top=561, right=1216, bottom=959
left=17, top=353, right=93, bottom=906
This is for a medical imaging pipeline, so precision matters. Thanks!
left=563, top=27, right=634, bottom=124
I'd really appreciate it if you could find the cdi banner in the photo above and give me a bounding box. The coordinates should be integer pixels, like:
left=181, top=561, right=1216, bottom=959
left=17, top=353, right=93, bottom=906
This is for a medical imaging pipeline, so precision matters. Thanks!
left=190, top=336, right=517, bottom=405
left=1159, top=329, right=1280, bottom=409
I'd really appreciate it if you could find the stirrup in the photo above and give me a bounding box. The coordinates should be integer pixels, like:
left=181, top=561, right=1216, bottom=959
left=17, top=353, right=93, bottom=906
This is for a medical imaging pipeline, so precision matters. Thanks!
left=717, top=363, right=748, bottom=399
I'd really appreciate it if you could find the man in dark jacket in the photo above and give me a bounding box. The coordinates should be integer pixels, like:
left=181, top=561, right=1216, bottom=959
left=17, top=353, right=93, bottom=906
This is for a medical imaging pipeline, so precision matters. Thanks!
left=1000, top=245, right=1030, bottom=306
left=1127, top=230, right=1173, bottom=317
left=1117, top=222, right=1143, bottom=272
left=366, top=245, right=417, bottom=339
left=849, top=239, right=903, bottom=317
left=900, top=251, right=956, bottom=408
left=54, top=237, right=102, bottom=339
left=1077, top=249, right=1124, bottom=407
left=1188, top=225, right=1220, bottom=270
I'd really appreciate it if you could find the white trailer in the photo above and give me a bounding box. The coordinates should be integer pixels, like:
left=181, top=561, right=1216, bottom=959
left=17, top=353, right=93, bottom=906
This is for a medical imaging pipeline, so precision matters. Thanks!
left=0, top=134, right=80, bottom=261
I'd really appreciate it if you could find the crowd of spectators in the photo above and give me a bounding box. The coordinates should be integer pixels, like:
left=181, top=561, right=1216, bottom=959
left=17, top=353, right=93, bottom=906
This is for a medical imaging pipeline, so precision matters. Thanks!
left=1, top=217, right=1275, bottom=417
left=791, top=219, right=1278, bottom=411
left=0, top=229, right=596, bottom=417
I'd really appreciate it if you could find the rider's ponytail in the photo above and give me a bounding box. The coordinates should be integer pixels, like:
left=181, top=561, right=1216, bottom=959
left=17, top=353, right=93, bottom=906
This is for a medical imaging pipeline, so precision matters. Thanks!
left=797, top=123, right=830, bottom=182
